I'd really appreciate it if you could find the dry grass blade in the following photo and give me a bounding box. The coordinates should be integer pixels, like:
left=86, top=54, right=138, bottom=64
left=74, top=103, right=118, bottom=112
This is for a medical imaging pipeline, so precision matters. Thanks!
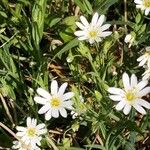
left=0, top=122, right=19, bottom=141
left=0, top=94, right=14, bottom=126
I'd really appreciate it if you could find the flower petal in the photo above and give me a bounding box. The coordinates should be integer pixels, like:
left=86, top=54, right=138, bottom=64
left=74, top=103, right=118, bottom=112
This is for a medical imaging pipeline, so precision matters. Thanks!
left=51, top=109, right=59, bottom=118
left=89, top=38, right=95, bottom=44
left=108, top=87, right=125, bottom=95
left=31, top=118, right=37, bottom=127
left=37, top=88, right=51, bottom=99
left=138, top=57, right=148, bottom=66
left=137, top=80, right=148, bottom=91
left=138, top=87, right=150, bottom=97
left=36, top=123, right=46, bottom=130
left=95, top=37, right=102, bottom=42
left=134, top=0, right=143, bottom=5
left=123, top=104, right=131, bottom=115
left=24, top=137, right=30, bottom=145
left=124, top=34, right=132, bottom=43
left=101, top=24, right=111, bottom=31
left=62, top=92, right=74, bottom=101
left=137, top=55, right=146, bottom=62
left=80, top=16, right=89, bottom=27
left=38, top=128, right=47, bottom=135
left=145, top=9, right=150, bottom=16
left=91, top=12, right=99, bottom=25
left=59, top=108, right=67, bottom=118
left=97, top=15, right=105, bottom=26
left=109, top=95, right=122, bottom=101
left=16, top=126, right=26, bottom=132
left=51, top=80, right=58, bottom=95
left=27, top=117, right=31, bottom=127
left=30, top=140, right=37, bottom=149
left=34, top=96, right=47, bottom=105
left=45, top=110, right=51, bottom=120
left=16, top=131, right=26, bottom=137
left=78, top=36, right=88, bottom=40
left=74, top=31, right=86, bottom=36
left=133, top=103, right=146, bottom=114
left=122, top=72, right=130, bottom=91
left=135, top=99, right=150, bottom=109
left=142, top=72, right=150, bottom=80
left=58, top=82, right=68, bottom=96
left=76, top=22, right=86, bottom=30
left=62, top=100, right=73, bottom=110
left=131, top=74, right=137, bottom=88
left=38, top=105, right=50, bottom=114
left=100, top=31, right=112, bottom=37
left=116, top=101, right=126, bottom=111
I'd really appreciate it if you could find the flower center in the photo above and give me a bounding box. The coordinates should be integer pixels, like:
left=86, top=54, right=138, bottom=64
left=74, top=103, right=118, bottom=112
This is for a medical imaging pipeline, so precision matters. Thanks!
left=51, top=97, right=61, bottom=107
left=126, top=90, right=136, bottom=101
left=27, top=128, right=36, bottom=137
left=144, top=0, right=150, bottom=7
left=89, top=31, right=97, bottom=38
left=146, top=50, right=150, bottom=55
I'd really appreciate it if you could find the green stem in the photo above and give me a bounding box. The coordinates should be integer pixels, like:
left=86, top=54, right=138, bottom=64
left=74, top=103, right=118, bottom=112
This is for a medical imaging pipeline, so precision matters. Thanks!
left=87, top=52, right=105, bottom=93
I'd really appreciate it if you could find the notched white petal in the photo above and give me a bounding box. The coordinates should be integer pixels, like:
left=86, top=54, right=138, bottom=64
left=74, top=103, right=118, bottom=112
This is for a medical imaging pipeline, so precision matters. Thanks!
left=27, top=117, right=31, bottom=127
left=37, top=88, right=51, bottom=99
left=101, top=24, right=111, bottom=31
left=38, top=105, right=50, bottom=114
left=123, top=104, right=131, bottom=115
left=59, top=108, right=67, bottom=118
left=58, top=82, right=68, bottom=96
left=136, top=99, right=150, bottom=109
left=109, top=95, right=122, bottom=101
left=45, top=110, right=52, bottom=120
left=34, top=96, right=47, bottom=105
left=115, top=101, right=126, bottom=111
left=108, top=87, right=125, bottom=95
left=62, top=92, right=75, bottom=101
left=76, top=22, right=86, bottom=30
left=51, top=109, right=59, bottom=118
left=74, top=31, right=86, bottom=36
left=51, top=80, right=58, bottom=95
left=131, top=74, right=137, bottom=88
left=91, top=12, right=99, bottom=25
left=138, top=87, right=150, bottom=97
left=80, top=16, right=89, bottom=27
left=97, top=15, right=105, bottom=26
left=133, top=104, right=146, bottom=114
left=122, top=72, right=130, bottom=91
left=16, top=126, right=26, bottom=132
left=100, top=31, right=112, bottom=37
left=137, top=80, right=148, bottom=91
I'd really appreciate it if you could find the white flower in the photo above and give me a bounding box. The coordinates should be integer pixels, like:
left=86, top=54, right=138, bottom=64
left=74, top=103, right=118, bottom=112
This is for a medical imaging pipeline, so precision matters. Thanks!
left=137, top=47, right=150, bottom=67
left=71, top=111, right=78, bottom=119
left=74, top=12, right=112, bottom=44
left=134, top=0, right=150, bottom=15
left=108, top=72, right=150, bottom=115
left=12, top=140, right=40, bottom=150
left=34, top=80, right=74, bottom=120
left=12, top=140, right=26, bottom=150
left=16, top=117, right=47, bottom=149
left=124, top=34, right=135, bottom=48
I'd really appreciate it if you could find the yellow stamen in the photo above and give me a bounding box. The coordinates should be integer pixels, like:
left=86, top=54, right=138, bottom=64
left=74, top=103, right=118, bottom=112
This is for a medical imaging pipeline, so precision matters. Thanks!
left=126, top=90, right=136, bottom=101
left=145, top=50, right=150, bottom=55
left=89, top=31, right=97, bottom=37
left=51, top=98, right=61, bottom=107
left=144, top=0, right=150, bottom=7
left=27, top=128, right=36, bottom=137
